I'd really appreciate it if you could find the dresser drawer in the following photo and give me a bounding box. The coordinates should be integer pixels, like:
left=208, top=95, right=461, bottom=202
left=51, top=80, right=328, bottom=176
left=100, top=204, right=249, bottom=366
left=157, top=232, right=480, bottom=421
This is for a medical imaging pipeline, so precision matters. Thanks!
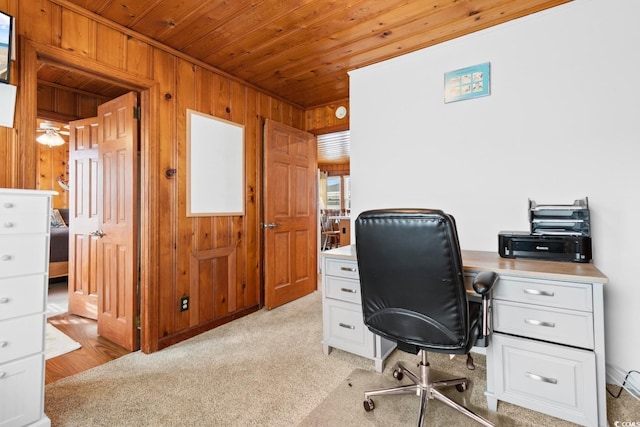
left=494, top=276, right=592, bottom=312
left=0, top=213, right=48, bottom=235
left=0, top=275, right=46, bottom=321
left=325, top=258, right=359, bottom=280
left=0, top=354, right=44, bottom=426
left=325, top=276, right=361, bottom=304
left=0, top=314, right=44, bottom=363
left=0, top=194, right=49, bottom=215
left=494, top=300, right=594, bottom=349
left=0, top=235, right=47, bottom=278
left=492, top=333, right=597, bottom=426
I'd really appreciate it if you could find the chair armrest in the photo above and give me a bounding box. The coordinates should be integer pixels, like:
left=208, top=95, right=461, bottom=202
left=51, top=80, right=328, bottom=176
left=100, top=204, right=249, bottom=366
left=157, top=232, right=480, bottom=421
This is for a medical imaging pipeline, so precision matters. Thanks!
left=472, top=271, right=498, bottom=348
left=472, top=271, right=498, bottom=295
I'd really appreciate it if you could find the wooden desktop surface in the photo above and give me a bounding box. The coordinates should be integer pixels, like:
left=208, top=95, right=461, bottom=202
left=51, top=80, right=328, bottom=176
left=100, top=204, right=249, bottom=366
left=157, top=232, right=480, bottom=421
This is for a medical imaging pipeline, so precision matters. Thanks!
left=324, top=246, right=607, bottom=284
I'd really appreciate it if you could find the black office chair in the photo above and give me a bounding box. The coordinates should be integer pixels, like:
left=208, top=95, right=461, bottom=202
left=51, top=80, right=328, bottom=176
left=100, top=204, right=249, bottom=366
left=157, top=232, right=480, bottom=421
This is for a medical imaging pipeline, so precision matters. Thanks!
left=355, top=209, right=497, bottom=427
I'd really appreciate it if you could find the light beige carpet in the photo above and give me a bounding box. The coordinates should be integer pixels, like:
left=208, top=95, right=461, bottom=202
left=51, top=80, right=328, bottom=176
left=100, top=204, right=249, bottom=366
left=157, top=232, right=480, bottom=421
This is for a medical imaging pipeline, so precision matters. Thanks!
left=45, top=291, right=639, bottom=426
left=45, top=323, right=81, bottom=360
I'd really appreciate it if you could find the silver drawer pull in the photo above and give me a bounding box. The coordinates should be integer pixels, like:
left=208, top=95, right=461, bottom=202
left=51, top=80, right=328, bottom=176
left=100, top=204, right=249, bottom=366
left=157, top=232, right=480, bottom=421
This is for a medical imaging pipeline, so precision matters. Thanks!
left=339, top=323, right=355, bottom=330
left=2, top=222, right=14, bottom=228
left=340, top=288, right=356, bottom=293
left=526, top=372, right=558, bottom=384
left=0, top=297, right=9, bottom=304
left=525, top=319, right=555, bottom=328
left=0, top=255, right=12, bottom=261
left=0, top=341, right=7, bottom=348
left=0, top=371, right=5, bottom=379
left=3, top=202, right=14, bottom=208
left=524, top=288, right=554, bottom=297
left=340, top=266, right=357, bottom=272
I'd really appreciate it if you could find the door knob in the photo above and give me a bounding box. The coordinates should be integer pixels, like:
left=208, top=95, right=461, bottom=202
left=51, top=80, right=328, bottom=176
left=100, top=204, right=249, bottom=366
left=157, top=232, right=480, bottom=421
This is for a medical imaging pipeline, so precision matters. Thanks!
left=262, top=223, right=277, bottom=229
left=90, top=229, right=106, bottom=238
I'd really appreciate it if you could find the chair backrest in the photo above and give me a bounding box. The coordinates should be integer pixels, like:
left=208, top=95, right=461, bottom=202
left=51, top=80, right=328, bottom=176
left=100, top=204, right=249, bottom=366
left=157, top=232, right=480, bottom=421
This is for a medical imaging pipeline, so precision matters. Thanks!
left=355, top=209, right=472, bottom=354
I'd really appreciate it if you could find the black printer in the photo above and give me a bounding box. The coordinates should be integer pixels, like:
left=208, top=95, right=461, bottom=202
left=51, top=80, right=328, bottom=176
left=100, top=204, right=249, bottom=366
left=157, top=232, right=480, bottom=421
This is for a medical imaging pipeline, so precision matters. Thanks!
left=499, top=198, right=592, bottom=263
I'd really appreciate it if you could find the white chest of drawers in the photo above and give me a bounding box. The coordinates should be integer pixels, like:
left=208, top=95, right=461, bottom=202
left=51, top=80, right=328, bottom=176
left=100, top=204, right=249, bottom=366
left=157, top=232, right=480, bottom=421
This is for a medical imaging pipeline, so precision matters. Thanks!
left=0, top=189, right=54, bottom=427
left=321, top=245, right=395, bottom=372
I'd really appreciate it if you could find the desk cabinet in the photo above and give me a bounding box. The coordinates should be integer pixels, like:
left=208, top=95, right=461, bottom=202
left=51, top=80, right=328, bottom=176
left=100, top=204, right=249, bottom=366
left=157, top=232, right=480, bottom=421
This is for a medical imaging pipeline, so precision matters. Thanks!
left=320, top=247, right=607, bottom=426
left=321, top=246, right=395, bottom=372
left=463, top=251, right=607, bottom=427
left=0, top=189, right=53, bottom=427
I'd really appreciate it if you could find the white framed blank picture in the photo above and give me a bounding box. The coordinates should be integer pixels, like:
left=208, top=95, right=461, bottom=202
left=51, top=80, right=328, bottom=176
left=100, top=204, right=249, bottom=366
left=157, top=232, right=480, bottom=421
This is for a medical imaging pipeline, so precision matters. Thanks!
left=186, top=109, right=245, bottom=216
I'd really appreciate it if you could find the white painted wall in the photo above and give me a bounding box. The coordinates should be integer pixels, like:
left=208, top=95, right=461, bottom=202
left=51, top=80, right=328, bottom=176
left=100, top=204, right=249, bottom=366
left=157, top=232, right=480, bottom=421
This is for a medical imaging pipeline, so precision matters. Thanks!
left=349, top=0, right=639, bottom=385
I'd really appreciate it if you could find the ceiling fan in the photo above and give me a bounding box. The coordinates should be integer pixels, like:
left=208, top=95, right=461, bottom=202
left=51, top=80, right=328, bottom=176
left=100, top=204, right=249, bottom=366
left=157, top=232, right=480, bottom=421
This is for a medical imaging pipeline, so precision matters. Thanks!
left=36, top=121, right=69, bottom=146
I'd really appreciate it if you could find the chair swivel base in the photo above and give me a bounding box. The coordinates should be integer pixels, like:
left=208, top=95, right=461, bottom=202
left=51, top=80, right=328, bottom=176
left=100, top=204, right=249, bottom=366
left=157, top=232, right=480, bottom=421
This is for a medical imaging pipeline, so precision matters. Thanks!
left=362, top=351, right=493, bottom=427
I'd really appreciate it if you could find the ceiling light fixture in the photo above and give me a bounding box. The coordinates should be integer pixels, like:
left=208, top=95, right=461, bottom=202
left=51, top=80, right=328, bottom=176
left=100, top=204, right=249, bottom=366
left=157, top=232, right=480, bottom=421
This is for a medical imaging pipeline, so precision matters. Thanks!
left=36, top=129, right=66, bottom=147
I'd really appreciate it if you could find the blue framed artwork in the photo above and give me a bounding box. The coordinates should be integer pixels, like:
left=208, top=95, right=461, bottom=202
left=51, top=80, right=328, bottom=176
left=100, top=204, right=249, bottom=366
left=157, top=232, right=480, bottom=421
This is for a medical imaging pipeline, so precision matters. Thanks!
left=444, top=62, right=490, bottom=103
left=0, top=10, right=13, bottom=84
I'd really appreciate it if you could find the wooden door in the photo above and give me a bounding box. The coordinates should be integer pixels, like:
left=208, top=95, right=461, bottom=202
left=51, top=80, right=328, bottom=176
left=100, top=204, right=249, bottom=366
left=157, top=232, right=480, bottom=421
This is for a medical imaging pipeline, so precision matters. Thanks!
left=96, top=92, right=139, bottom=351
left=263, top=119, right=317, bottom=309
left=68, top=117, right=100, bottom=319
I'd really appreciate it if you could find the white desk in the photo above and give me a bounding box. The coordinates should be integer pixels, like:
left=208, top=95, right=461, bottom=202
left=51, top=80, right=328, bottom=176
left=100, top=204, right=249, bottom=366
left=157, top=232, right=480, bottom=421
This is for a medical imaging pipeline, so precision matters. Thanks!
left=320, top=246, right=607, bottom=427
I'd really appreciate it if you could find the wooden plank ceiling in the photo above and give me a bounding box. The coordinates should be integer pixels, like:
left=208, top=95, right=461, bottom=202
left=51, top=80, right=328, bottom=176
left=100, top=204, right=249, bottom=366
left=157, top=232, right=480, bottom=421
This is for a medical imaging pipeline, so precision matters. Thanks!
left=56, top=0, right=571, bottom=109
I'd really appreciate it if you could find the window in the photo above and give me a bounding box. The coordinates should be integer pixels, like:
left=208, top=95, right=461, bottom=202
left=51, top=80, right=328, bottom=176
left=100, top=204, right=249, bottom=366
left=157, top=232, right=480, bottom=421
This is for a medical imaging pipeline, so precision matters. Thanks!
left=326, top=176, right=341, bottom=210
left=343, top=175, right=351, bottom=212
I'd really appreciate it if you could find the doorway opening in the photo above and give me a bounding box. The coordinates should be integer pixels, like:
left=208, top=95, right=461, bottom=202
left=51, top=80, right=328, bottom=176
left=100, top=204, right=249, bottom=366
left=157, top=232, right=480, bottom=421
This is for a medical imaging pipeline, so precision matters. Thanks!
left=35, top=61, right=140, bottom=382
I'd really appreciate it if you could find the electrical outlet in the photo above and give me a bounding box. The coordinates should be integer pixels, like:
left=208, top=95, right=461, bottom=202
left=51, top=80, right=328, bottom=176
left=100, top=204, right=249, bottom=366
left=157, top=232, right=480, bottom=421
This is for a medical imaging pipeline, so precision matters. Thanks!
left=180, top=295, right=189, bottom=312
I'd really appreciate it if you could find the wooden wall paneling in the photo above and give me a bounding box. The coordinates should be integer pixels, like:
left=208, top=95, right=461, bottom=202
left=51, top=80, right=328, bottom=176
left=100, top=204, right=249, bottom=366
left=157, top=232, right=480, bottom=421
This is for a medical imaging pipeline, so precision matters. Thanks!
left=153, top=48, right=178, bottom=343
left=55, top=86, right=76, bottom=117
left=175, top=58, right=196, bottom=331
left=76, top=93, right=100, bottom=118
left=193, top=67, right=214, bottom=324
left=231, top=80, right=250, bottom=309
left=305, top=99, right=350, bottom=134
left=125, top=37, right=153, bottom=79
left=13, top=2, right=310, bottom=353
left=37, top=85, right=56, bottom=114
left=244, top=87, right=261, bottom=309
left=95, top=23, right=124, bottom=69
left=60, top=7, right=95, bottom=57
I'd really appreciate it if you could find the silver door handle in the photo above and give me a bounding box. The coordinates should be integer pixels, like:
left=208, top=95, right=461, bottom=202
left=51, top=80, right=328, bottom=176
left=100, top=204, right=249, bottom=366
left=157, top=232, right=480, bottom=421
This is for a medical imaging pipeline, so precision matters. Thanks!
left=0, top=255, right=11, bottom=261
left=262, top=223, right=277, bottom=229
left=339, top=323, right=355, bottom=330
left=0, top=297, right=9, bottom=303
left=3, top=222, right=14, bottom=228
left=90, top=229, right=106, bottom=238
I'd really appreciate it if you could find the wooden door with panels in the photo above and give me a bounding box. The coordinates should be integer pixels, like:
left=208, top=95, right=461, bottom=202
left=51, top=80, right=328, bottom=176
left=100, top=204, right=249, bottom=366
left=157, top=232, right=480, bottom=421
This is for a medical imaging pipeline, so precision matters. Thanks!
left=96, top=91, right=139, bottom=351
left=263, top=119, right=318, bottom=309
left=68, top=117, right=100, bottom=320
left=68, top=91, right=139, bottom=351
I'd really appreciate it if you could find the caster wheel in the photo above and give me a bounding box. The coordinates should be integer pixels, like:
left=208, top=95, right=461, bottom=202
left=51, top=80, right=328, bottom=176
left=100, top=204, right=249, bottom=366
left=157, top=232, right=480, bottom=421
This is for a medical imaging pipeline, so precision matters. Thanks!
left=456, top=381, right=468, bottom=392
left=392, top=369, right=404, bottom=381
left=363, top=399, right=375, bottom=412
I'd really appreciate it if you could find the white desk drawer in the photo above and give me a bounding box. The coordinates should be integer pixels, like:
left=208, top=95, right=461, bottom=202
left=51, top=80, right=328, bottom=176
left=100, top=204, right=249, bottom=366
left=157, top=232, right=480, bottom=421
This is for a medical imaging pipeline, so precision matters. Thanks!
left=0, top=194, right=49, bottom=215
left=0, top=314, right=44, bottom=363
left=492, top=333, right=597, bottom=426
left=494, top=277, right=592, bottom=312
left=325, top=258, right=359, bottom=279
left=325, top=276, right=361, bottom=304
left=0, top=235, right=47, bottom=278
left=0, top=275, right=46, bottom=321
left=494, top=300, right=594, bottom=349
left=0, top=213, right=48, bottom=235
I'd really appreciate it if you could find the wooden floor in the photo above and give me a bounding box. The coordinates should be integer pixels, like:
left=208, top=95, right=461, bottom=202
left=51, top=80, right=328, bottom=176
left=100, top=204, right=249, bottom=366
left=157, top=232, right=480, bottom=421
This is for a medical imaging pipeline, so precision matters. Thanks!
left=45, top=313, right=131, bottom=385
